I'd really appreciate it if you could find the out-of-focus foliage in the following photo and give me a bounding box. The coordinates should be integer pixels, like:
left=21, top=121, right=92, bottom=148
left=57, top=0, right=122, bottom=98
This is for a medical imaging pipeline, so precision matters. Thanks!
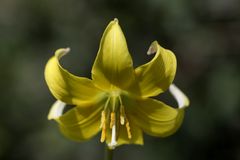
left=0, top=0, right=240, bottom=160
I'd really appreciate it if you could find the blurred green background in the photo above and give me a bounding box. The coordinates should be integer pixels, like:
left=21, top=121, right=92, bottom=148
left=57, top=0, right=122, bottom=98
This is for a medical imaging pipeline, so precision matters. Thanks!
left=0, top=0, right=240, bottom=160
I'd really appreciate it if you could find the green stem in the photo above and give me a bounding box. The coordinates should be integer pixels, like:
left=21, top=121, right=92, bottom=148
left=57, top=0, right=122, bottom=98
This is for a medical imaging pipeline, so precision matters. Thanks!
left=104, top=145, right=113, bottom=160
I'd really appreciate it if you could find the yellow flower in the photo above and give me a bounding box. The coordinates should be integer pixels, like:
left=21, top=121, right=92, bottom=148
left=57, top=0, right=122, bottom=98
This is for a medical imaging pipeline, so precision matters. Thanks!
left=45, top=18, right=189, bottom=149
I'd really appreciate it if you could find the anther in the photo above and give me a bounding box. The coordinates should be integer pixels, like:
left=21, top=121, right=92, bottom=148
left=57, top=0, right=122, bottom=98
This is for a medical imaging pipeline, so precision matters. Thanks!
left=119, top=103, right=126, bottom=125
left=100, top=111, right=106, bottom=128
left=120, top=115, right=125, bottom=125
left=100, top=123, right=106, bottom=142
left=125, top=119, right=132, bottom=139
left=110, top=112, right=116, bottom=129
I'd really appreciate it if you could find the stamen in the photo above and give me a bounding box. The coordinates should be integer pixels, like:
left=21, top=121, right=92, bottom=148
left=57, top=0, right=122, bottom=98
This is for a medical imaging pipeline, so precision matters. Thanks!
left=100, top=111, right=106, bottom=128
left=120, top=115, right=125, bottom=125
left=120, top=105, right=125, bottom=125
left=100, top=98, right=111, bottom=143
left=125, top=119, right=132, bottom=139
left=110, top=112, right=116, bottom=129
left=108, top=124, right=117, bottom=149
left=100, top=123, right=106, bottom=143
left=100, top=111, right=106, bottom=142
left=119, top=97, right=126, bottom=125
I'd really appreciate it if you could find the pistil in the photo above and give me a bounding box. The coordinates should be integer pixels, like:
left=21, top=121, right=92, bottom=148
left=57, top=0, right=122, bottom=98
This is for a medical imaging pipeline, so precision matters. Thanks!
left=108, top=124, right=117, bottom=149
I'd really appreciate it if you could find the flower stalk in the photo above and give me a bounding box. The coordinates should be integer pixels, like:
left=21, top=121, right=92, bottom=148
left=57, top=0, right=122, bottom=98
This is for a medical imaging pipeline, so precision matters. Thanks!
left=105, top=146, right=113, bottom=160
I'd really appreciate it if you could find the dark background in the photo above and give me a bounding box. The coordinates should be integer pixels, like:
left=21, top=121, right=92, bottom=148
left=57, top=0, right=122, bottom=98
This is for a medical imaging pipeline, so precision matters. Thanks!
left=0, top=0, right=240, bottom=160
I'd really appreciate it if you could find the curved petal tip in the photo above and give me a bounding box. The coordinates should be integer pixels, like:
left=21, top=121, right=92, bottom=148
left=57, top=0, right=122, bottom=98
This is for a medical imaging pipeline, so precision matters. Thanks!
left=147, top=41, right=158, bottom=55
left=169, top=84, right=190, bottom=109
left=48, top=100, right=66, bottom=120
left=113, top=18, right=119, bottom=23
left=55, top=48, right=71, bottom=58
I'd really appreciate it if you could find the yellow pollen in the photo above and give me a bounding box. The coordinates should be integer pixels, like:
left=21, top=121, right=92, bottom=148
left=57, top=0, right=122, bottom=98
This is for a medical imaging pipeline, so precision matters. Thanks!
left=125, top=119, right=132, bottom=139
left=120, top=105, right=125, bottom=125
left=100, top=111, right=105, bottom=128
left=100, top=123, right=106, bottom=142
left=120, top=115, right=125, bottom=125
left=110, top=112, right=116, bottom=129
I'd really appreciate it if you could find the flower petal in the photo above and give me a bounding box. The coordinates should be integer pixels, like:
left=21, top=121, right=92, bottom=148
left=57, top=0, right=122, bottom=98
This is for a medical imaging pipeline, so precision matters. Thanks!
left=128, top=98, right=184, bottom=137
left=135, top=41, right=177, bottom=97
left=116, top=118, right=144, bottom=146
left=51, top=101, right=104, bottom=141
left=45, top=48, right=103, bottom=106
left=105, top=118, right=143, bottom=147
left=91, top=19, right=135, bottom=91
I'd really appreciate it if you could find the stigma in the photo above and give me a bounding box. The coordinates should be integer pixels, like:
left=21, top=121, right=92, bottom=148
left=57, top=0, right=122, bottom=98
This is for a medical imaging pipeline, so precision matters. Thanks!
left=99, top=94, right=132, bottom=149
left=108, top=124, right=117, bottom=149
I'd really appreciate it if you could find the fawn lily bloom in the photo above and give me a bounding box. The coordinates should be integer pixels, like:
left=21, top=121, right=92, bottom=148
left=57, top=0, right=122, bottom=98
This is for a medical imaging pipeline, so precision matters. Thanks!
left=45, top=19, right=189, bottom=149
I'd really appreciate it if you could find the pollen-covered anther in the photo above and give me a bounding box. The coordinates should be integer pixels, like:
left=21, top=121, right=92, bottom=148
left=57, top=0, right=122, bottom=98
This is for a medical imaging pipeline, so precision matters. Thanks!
left=100, top=111, right=106, bottom=128
left=120, top=105, right=126, bottom=125
left=100, top=123, right=106, bottom=143
left=125, top=119, right=132, bottom=139
left=110, top=112, right=116, bottom=129
left=120, top=115, right=125, bottom=125
left=100, top=111, right=106, bottom=142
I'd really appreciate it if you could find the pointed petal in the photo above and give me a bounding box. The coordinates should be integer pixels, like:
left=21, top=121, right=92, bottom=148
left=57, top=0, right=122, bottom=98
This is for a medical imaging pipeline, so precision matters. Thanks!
left=135, top=41, right=176, bottom=97
left=51, top=101, right=104, bottom=141
left=91, top=19, right=135, bottom=90
left=45, top=48, right=103, bottom=106
left=129, top=98, right=184, bottom=137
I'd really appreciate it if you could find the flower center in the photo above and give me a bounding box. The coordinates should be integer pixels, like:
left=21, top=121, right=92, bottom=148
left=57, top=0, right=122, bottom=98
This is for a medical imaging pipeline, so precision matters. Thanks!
left=99, top=91, right=132, bottom=149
